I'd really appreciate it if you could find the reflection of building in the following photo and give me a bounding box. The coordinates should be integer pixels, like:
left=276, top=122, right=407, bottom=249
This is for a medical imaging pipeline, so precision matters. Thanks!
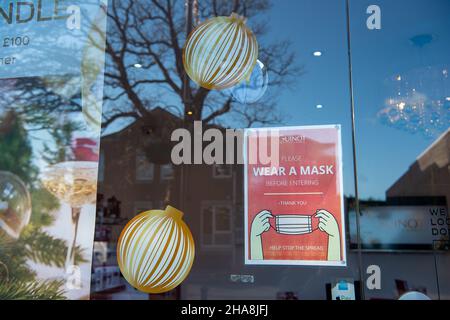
left=387, top=129, right=450, bottom=207
left=93, top=108, right=242, bottom=299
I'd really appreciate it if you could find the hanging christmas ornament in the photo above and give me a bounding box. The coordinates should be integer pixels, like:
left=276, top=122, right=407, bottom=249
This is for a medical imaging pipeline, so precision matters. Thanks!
left=225, top=59, right=269, bottom=104
left=117, top=205, right=195, bottom=294
left=0, top=171, right=31, bottom=239
left=183, top=13, right=259, bottom=90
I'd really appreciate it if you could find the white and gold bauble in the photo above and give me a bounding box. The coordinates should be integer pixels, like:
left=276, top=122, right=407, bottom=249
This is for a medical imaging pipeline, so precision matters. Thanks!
left=183, top=13, right=259, bottom=90
left=117, top=206, right=195, bottom=293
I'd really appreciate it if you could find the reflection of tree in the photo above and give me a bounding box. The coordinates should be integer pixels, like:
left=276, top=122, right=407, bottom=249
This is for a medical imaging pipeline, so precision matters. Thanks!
left=42, top=121, right=81, bottom=165
left=95, top=1, right=301, bottom=212
left=101, top=0, right=300, bottom=129
left=0, top=112, right=85, bottom=300
left=0, top=76, right=81, bottom=131
left=5, top=0, right=300, bottom=131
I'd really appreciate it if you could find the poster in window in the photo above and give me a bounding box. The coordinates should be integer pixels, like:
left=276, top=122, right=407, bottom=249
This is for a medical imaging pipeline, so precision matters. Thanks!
left=244, top=125, right=346, bottom=266
left=0, top=0, right=108, bottom=299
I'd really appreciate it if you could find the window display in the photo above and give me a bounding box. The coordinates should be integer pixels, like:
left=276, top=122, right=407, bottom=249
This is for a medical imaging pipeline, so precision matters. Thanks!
left=0, top=0, right=449, bottom=306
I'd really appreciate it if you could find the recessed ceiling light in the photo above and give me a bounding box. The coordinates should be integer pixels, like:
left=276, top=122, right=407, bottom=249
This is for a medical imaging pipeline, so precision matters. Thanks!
left=313, top=51, right=322, bottom=57
left=134, top=63, right=143, bottom=68
left=187, top=111, right=193, bottom=115
left=316, top=104, right=323, bottom=109
left=396, top=75, right=402, bottom=81
left=446, top=97, right=450, bottom=101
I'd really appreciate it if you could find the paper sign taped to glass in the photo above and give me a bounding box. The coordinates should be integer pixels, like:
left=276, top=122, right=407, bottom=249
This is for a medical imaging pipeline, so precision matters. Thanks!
left=244, top=125, right=347, bottom=266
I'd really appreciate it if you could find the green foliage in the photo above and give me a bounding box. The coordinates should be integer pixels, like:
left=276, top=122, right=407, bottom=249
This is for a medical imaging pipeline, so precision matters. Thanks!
left=0, top=226, right=86, bottom=274
left=20, top=226, right=87, bottom=268
left=0, top=111, right=36, bottom=184
left=0, top=226, right=86, bottom=300
left=29, top=187, right=59, bottom=227
left=42, top=121, right=81, bottom=164
left=0, top=279, right=65, bottom=300
left=0, top=232, right=36, bottom=283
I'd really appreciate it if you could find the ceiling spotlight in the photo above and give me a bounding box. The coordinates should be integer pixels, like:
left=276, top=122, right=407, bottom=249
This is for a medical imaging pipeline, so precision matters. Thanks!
left=396, top=75, right=402, bottom=81
left=446, top=97, right=450, bottom=101
left=134, top=63, right=143, bottom=68
left=313, top=51, right=322, bottom=57
left=316, top=104, right=323, bottom=109
left=187, top=111, right=193, bottom=115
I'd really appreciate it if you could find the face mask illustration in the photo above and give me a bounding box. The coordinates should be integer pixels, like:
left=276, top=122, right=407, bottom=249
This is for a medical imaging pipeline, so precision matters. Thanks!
left=274, top=214, right=313, bottom=235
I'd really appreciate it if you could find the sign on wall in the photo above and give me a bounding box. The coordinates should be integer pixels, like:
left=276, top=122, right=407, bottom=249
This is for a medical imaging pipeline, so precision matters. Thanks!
left=331, top=279, right=356, bottom=300
left=244, top=125, right=346, bottom=266
left=349, top=205, right=449, bottom=251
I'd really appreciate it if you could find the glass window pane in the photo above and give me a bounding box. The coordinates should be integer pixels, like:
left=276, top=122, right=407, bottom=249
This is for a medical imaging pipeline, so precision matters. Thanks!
left=215, top=206, right=231, bottom=232
left=203, top=206, right=213, bottom=235
left=350, top=0, right=450, bottom=300
left=215, top=233, right=232, bottom=246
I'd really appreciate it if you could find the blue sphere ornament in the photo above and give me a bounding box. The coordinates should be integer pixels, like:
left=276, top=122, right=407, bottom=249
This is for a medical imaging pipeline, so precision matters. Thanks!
left=226, top=60, right=269, bottom=104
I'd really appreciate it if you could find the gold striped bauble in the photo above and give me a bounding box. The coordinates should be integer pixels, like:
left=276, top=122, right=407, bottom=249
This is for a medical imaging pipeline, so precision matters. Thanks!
left=117, top=206, right=195, bottom=293
left=183, top=13, right=259, bottom=90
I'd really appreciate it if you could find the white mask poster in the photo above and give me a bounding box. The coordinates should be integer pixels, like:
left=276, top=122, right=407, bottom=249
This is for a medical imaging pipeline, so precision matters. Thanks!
left=244, top=125, right=346, bottom=266
left=0, top=0, right=107, bottom=299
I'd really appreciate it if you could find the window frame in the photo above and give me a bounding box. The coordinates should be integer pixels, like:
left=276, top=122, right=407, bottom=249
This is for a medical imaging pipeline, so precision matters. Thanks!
left=200, top=201, right=233, bottom=249
left=135, top=149, right=154, bottom=182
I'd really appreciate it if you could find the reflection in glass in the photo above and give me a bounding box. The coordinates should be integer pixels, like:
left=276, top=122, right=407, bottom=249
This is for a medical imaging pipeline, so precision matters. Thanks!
left=378, top=65, right=450, bottom=139
left=0, top=171, right=31, bottom=239
left=225, top=60, right=269, bottom=104
left=215, top=206, right=231, bottom=232
left=41, top=161, right=97, bottom=269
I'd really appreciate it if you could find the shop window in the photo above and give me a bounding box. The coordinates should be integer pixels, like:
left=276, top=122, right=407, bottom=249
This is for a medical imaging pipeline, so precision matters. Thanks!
left=201, top=203, right=233, bottom=248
